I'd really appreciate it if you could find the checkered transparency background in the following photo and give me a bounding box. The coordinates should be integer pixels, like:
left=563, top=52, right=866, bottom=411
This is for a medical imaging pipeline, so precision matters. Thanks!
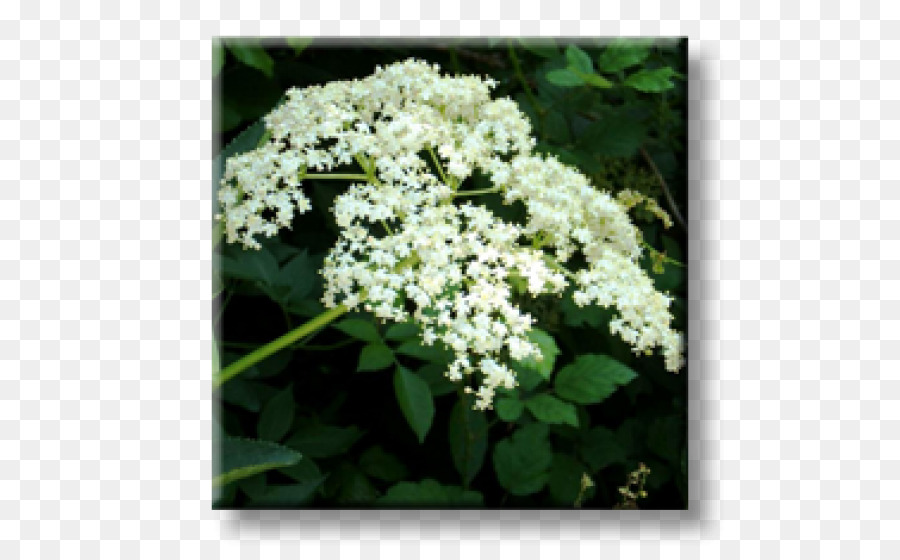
left=1, top=0, right=898, bottom=557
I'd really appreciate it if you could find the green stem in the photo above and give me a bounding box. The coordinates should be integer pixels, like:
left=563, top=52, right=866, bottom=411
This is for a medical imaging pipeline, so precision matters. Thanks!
left=304, top=173, right=370, bottom=180
left=213, top=304, right=349, bottom=388
left=426, top=145, right=452, bottom=188
left=452, top=187, right=501, bottom=198
left=507, top=44, right=538, bottom=109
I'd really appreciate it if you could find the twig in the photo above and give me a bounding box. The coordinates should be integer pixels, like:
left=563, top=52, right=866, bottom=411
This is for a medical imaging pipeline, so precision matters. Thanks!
left=640, top=147, right=686, bottom=230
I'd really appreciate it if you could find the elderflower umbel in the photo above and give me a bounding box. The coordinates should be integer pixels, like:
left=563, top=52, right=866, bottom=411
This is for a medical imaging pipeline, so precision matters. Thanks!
left=218, top=58, right=685, bottom=410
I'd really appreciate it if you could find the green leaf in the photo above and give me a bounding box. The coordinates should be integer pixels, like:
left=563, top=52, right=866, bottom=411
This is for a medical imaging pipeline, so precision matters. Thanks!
left=279, top=456, right=322, bottom=482
left=548, top=454, right=591, bottom=506
left=554, top=354, right=638, bottom=404
left=384, top=321, right=420, bottom=341
left=249, top=477, right=326, bottom=507
left=285, top=424, right=364, bottom=458
left=333, top=318, right=380, bottom=343
left=285, top=37, right=313, bottom=55
left=524, top=393, right=579, bottom=427
left=220, top=378, right=278, bottom=413
left=213, top=118, right=266, bottom=190
left=357, top=343, right=395, bottom=372
left=256, top=384, right=295, bottom=442
left=327, top=464, right=379, bottom=505
left=575, top=113, right=647, bottom=158
left=514, top=328, right=560, bottom=380
left=580, top=72, right=613, bottom=88
left=358, top=446, right=409, bottom=482
left=647, top=414, right=683, bottom=463
left=416, top=363, right=458, bottom=396
left=221, top=245, right=279, bottom=287
left=395, top=340, right=453, bottom=364
left=377, top=479, right=484, bottom=506
left=565, top=45, right=593, bottom=74
left=624, top=67, right=678, bottom=93
left=214, top=436, right=302, bottom=487
left=448, top=394, right=488, bottom=486
left=596, top=41, right=651, bottom=73
left=579, top=426, right=627, bottom=471
left=492, top=423, right=553, bottom=496
left=225, top=42, right=274, bottom=78
left=545, top=68, right=584, bottom=87
left=494, top=397, right=524, bottom=422
left=274, top=251, right=316, bottom=305
left=517, top=38, right=560, bottom=58
left=394, top=365, right=435, bottom=443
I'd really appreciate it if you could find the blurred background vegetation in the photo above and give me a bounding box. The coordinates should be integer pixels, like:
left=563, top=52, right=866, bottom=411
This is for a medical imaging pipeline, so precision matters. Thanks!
left=213, top=38, right=687, bottom=509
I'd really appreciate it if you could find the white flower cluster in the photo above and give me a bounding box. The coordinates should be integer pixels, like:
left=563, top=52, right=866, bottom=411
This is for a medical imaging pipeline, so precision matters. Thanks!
left=218, top=58, right=684, bottom=409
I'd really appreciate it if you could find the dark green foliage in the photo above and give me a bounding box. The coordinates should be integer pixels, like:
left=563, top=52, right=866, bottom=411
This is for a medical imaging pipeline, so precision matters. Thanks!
left=214, top=39, right=687, bottom=509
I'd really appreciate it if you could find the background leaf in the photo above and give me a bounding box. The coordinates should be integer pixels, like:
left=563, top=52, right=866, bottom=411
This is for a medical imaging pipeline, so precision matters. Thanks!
left=226, top=42, right=275, bottom=77
left=492, top=423, right=553, bottom=496
left=256, top=384, right=295, bottom=442
left=357, top=343, right=395, bottom=372
left=524, top=393, right=579, bottom=427
left=624, top=67, right=678, bottom=93
left=555, top=354, right=638, bottom=404
left=448, top=394, right=488, bottom=487
left=214, top=436, right=302, bottom=487
left=596, top=41, right=651, bottom=73
left=393, top=365, right=435, bottom=443
left=376, top=479, right=483, bottom=506
left=333, top=318, right=381, bottom=343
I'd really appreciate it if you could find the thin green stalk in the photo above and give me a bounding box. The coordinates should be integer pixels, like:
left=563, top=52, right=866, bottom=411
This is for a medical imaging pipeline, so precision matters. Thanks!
left=452, top=187, right=501, bottom=198
left=304, top=173, right=370, bottom=180
left=426, top=145, right=452, bottom=187
left=213, top=304, right=349, bottom=388
left=507, top=42, right=542, bottom=116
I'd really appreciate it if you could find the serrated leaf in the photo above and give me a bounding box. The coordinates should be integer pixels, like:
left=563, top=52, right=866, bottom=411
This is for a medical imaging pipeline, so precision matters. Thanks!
left=358, top=446, right=409, bottom=482
left=357, top=343, right=395, bottom=372
left=214, top=436, right=302, bottom=487
left=393, top=365, right=435, bottom=444
left=226, top=42, right=274, bottom=77
left=554, top=354, right=638, bottom=404
left=546, top=68, right=584, bottom=87
left=565, top=45, right=593, bottom=74
left=524, top=393, right=579, bottom=427
left=285, top=424, right=363, bottom=458
left=449, top=394, right=488, bottom=486
left=256, top=384, right=295, bottom=442
left=596, top=41, right=651, bottom=73
left=624, top=67, right=678, bottom=93
left=492, top=423, right=553, bottom=496
left=333, top=318, right=380, bottom=343
left=376, top=479, right=484, bottom=506
left=384, top=321, right=420, bottom=341
left=494, top=397, right=524, bottom=422
left=575, top=113, right=647, bottom=158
